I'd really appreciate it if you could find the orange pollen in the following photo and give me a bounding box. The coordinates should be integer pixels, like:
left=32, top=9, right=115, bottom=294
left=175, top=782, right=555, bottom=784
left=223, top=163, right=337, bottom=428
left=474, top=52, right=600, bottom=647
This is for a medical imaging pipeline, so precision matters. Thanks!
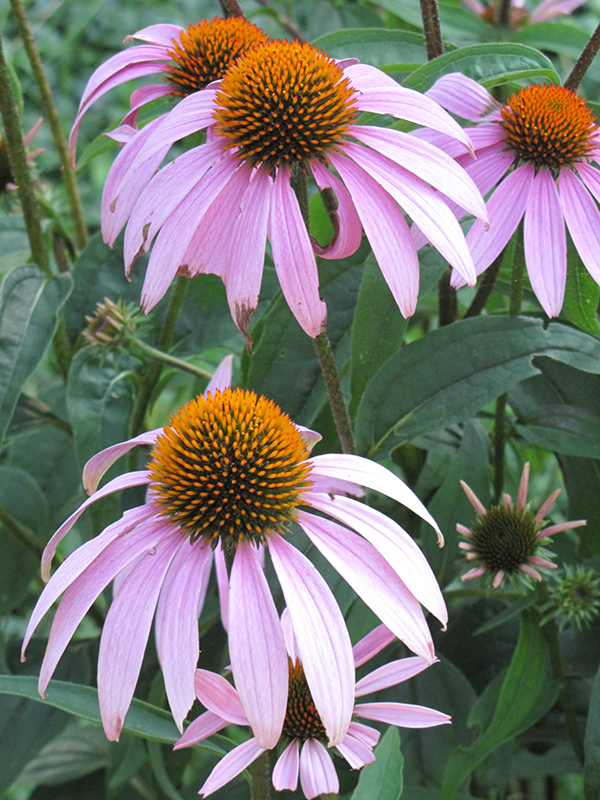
left=148, top=388, right=313, bottom=554
left=164, top=17, right=269, bottom=97
left=283, top=659, right=327, bottom=742
left=500, top=84, right=598, bottom=169
left=212, top=40, right=359, bottom=170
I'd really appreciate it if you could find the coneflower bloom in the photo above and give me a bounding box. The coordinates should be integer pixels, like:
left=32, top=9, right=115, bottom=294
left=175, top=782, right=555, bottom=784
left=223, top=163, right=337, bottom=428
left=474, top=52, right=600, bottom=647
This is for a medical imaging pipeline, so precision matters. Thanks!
left=22, top=368, right=446, bottom=746
left=97, top=40, right=487, bottom=340
left=462, top=0, right=586, bottom=26
left=175, top=613, right=450, bottom=798
left=69, top=17, right=269, bottom=159
left=458, top=462, right=586, bottom=588
left=423, top=73, right=600, bottom=318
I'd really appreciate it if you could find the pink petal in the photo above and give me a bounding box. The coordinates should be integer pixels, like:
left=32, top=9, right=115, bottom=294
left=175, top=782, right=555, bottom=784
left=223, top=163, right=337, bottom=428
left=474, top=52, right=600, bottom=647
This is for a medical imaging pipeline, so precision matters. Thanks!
left=97, top=530, right=182, bottom=740
left=200, top=738, right=265, bottom=797
left=536, top=519, right=586, bottom=540
left=347, top=721, right=380, bottom=748
left=193, top=669, right=248, bottom=725
left=41, top=471, right=151, bottom=581
left=268, top=533, right=355, bottom=747
left=530, top=0, right=586, bottom=22
left=309, top=160, right=363, bottom=260
left=214, top=545, right=230, bottom=631
left=280, top=607, right=299, bottom=662
left=308, top=493, right=446, bottom=626
left=336, top=734, right=375, bottom=769
left=352, top=625, right=396, bottom=668
left=83, top=430, right=161, bottom=494
left=426, top=73, right=498, bottom=122
left=355, top=701, right=451, bottom=728
left=121, top=84, right=172, bottom=129
left=299, top=739, right=339, bottom=800
left=308, top=453, right=442, bottom=542
left=273, top=739, right=300, bottom=792
left=460, top=480, right=486, bottom=516
left=206, top=354, right=233, bottom=394
left=560, top=168, right=600, bottom=284
left=174, top=709, right=229, bottom=749
left=516, top=462, right=530, bottom=512
left=355, top=657, right=432, bottom=697
left=327, top=150, right=420, bottom=318
left=229, top=542, right=288, bottom=749
left=462, top=566, right=486, bottom=582
left=524, top=169, right=566, bottom=317
left=125, top=23, right=184, bottom=46
left=154, top=538, right=213, bottom=730
left=269, top=167, right=327, bottom=338
left=298, top=511, right=435, bottom=662
left=520, top=564, right=542, bottom=581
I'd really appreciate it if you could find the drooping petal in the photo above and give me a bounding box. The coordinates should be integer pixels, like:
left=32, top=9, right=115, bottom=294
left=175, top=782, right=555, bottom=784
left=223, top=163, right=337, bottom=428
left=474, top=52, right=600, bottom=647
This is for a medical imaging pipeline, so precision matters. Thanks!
left=426, top=72, right=498, bottom=122
left=328, top=150, right=420, bottom=318
left=355, top=702, right=451, bottom=728
left=309, top=160, right=363, bottom=260
left=154, top=537, right=213, bottom=730
left=308, top=453, right=442, bottom=541
left=41, top=471, right=151, bottom=580
left=273, top=739, right=300, bottom=792
left=352, top=624, right=396, bottom=668
left=336, top=734, right=375, bottom=769
left=200, top=738, right=266, bottom=797
left=560, top=168, right=600, bottom=284
left=307, top=493, right=446, bottom=625
left=83, top=430, right=162, bottom=494
left=524, top=168, right=566, bottom=317
left=354, top=657, right=432, bottom=697
left=121, top=84, right=172, bottom=129
left=299, top=739, right=339, bottom=800
left=125, top=23, right=184, bottom=46
left=229, top=541, right=288, bottom=749
left=269, top=167, right=327, bottom=338
left=97, top=530, right=182, bottom=740
left=193, top=669, right=249, bottom=725
left=174, top=709, right=230, bottom=749
left=347, top=721, right=380, bottom=748
left=268, top=533, right=355, bottom=747
left=297, top=511, right=435, bottom=662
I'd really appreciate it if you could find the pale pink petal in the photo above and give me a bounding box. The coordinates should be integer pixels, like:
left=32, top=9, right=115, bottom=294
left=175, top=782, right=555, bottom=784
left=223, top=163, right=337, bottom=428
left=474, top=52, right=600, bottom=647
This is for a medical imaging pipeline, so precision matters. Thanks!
left=299, top=739, right=339, bottom=800
left=520, top=564, right=543, bottom=580
left=524, top=170, right=566, bottom=317
left=214, top=545, right=230, bottom=630
left=530, top=0, right=586, bottom=22
left=462, top=566, right=486, bottom=581
left=460, top=480, right=486, bottom=516
left=493, top=571, right=505, bottom=589
left=268, top=533, right=355, bottom=747
left=347, top=721, right=380, bottom=748
left=309, top=160, right=363, bottom=259
left=344, top=64, right=474, bottom=153
left=83, top=430, right=161, bottom=494
left=280, top=607, right=299, bottom=663
left=336, top=734, right=375, bottom=769
left=174, top=710, right=229, bottom=749
left=298, top=426, right=323, bottom=452
left=273, top=739, right=300, bottom=792
left=457, top=523, right=473, bottom=536
left=97, top=530, right=182, bottom=740
left=41, top=471, right=151, bottom=580
left=229, top=541, right=288, bottom=749
left=328, top=149, right=419, bottom=318
left=502, top=493, right=512, bottom=509
left=200, top=738, right=265, bottom=797
left=125, top=24, right=184, bottom=46
left=122, top=84, right=172, bottom=128
left=206, top=354, right=233, bottom=394
left=536, top=519, right=586, bottom=540
left=269, top=167, right=327, bottom=338
left=576, top=162, right=600, bottom=205
left=516, top=463, right=530, bottom=512
left=426, top=73, right=498, bottom=122
left=355, top=657, right=432, bottom=697
left=307, top=493, right=446, bottom=626
left=560, top=168, right=600, bottom=284
left=308, top=453, right=442, bottom=542
left=355, top=702, right=451, bottom=728
left=193, top=669, right=249, bottom=725
left=297, top=511, right=435, bottom=662
left=529, top=556, right=557, bottom=569
left=155, top=538, right=213, bottom=730
left=352, top=625, right=396, bottom=668
left=534, top=488, right=561, bottom=525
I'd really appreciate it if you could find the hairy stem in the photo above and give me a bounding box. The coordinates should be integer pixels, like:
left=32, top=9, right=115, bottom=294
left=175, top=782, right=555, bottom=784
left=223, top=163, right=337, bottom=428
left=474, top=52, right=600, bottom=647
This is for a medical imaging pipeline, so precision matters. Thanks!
left=564, top=22, right=600, bottom=92
left=10, top=0, right=88, bottom=250
left=313, top=331, right=357, bottom=454
left=497, top=0, right=512, bottom=27
left=219, top=0, right=244, bottom=17
left=419, top=0, right=444, bottom=60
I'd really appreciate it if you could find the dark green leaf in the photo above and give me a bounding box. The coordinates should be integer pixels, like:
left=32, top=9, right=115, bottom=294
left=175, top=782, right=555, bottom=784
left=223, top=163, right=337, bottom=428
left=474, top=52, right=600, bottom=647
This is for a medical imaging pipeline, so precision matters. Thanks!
left=515, top=21, right=592, bottom=61
left=562, top=234, right=600, bottom=335
left=0, top=266, right=71, bottom=443
left=352, top=726, right=403, bottom=800
left=314, top=28, right=430, bottom=69
left=516, top=405, right=600, bottom=459
left=584, top=658, right=600, bottom=799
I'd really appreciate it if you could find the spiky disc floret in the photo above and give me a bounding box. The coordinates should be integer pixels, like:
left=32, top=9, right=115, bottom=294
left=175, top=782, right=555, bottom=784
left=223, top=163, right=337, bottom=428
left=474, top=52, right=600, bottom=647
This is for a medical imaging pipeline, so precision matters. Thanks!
left=213, top=40, right=359, bottom=170
left=468, top=506, right=538, bottom=574
left=500, top=84, right=598, bottom=169
left=149, top=388, right=313, bottom=553
left=165, top=17, right=269, bottom=96
left=282, top=658, right=327, bottom=743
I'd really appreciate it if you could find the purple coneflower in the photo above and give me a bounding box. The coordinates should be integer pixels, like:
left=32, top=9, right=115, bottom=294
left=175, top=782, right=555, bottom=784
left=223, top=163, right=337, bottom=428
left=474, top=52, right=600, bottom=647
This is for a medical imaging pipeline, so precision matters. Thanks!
left=175, top=612, right=450, bottom=798
left=458, top=462, right=586, bottom=588
left=23, top=360, right=446, bottom=745
left=422, top=73, right=600, bottom=318
left=91, top=39, right=487, bottom=341
left=462, top=0, right=585, bottom=25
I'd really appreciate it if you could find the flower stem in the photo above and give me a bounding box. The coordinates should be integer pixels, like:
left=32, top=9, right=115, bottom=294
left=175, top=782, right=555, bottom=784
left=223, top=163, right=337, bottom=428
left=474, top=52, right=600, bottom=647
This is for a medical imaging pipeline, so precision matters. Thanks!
left=251, top=752, right=272, bottom=800
left=497, top=0, right=512, bottom=27
left=219, top=0, right=244, bottom=17
left=9, top=0, right=88, bottom=251
left=0, top=35, right=50, bottom=276
left=564, top=22, right=600, bottom=92
left=419, top=0, right=444, bottom=60
left=130, top=338, right=212, bottom=381
left=438, top=268, right=457, bottom=326
left=313, top=331, right=357, bottom=454
left=464, top=252, right=503, bottom=318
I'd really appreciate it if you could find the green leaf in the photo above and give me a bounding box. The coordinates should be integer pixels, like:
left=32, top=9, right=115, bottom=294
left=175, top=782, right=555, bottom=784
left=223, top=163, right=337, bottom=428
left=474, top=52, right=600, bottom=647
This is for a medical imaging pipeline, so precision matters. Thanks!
left=473, top=593, right=538, bottom=636
left=441, top=612, right=560, bottom=800
left=0, top=266, right=72, bottom=444
left=584, top=658, right=600, bottom=799
left=314, top=28, right=431, bottom=70
left=352, top=726, right=403, bottom=800
left=562, top=235, right=600, bottom=335
left=350, top=254, right=407, bottom=418
left=515, top=405, right=600, bottom=459
left=67, top=348, right=138, bottom=471
left=515, top=21, right=592, bottom=61
left=402, top=43, right=559, bottom=93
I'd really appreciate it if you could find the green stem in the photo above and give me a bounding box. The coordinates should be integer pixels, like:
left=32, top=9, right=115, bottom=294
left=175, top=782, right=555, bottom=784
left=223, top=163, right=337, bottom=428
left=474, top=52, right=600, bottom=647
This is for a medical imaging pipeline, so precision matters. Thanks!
left=313, top=331, right=356, bottom=454
left=9, top=0, right=88, bottom=250
left=0, top=35, right=50, bottom=276
left=438, top=268, right=457, bottom=326
left=419, top=0, right=444, bottom=60
left=564, top=22, right=600, bottom=92
left=130, top=338, right=212, bottom=381
left=538, top=585, right=585, bottom=764
left=250, top=751, right=272, bottom=800
left=497, top=0, right=512, bottom=27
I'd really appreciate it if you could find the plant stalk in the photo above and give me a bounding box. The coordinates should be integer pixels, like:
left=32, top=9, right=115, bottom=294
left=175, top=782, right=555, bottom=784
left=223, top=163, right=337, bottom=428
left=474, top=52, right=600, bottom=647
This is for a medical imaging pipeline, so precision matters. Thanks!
left=564, top=22, right=600, bottom=92
left=313, top=331, right=356, bottom=454
left=419, top=0, right=444, bottom=60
